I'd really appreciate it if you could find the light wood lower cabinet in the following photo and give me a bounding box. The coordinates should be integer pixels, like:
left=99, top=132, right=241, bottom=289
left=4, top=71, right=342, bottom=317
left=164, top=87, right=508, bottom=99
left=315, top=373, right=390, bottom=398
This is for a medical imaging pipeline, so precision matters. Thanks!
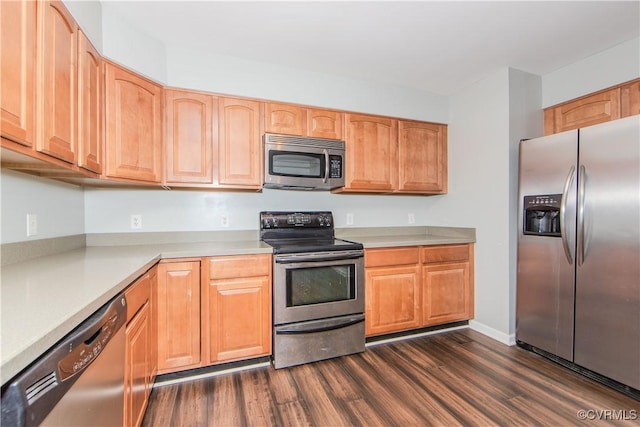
left=201, top=254, right=272, bottom=364
left=156, top=259, right=201, bottom=373
left=365, top=247, right=420, bottom=336
left=365, top=244, right=474, bottom=337
left=124, top=267, right=156, bottom=427
left=421, top=245, right=474, bottom=326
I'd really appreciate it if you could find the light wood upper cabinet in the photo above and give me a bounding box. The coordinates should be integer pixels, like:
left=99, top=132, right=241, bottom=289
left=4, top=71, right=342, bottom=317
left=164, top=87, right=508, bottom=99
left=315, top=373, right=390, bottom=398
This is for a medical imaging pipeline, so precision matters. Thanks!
left=265, top=103, right=344, bottom=140
left=365, top=247, right=421, bottom=336
left=544, top=79, right=640, bottom=135
left=37, top=0, right=77, bottom=164
left=421, top=244, right=474, bottom=326
left=265, top=103, right=306, bottom=136
left=164, top=89, right=216, bottom=185
left=218, top=97, right=263, bottom=188
left=0, top=0, right=36, bottom=147
left=105, top=61, right=163, bottom=183
left=201, top=255, right=272, bottom=365
left=621, top=80, right=640, bottom=118
left=157, top=260, right=201, bottom=373
left=343, top=113, right=398, bottom=192
left=398, top=120, right=447, bottom=194
left=77, top=30, right=102, bottom=174
left=307, top=108, right=343, bottom=139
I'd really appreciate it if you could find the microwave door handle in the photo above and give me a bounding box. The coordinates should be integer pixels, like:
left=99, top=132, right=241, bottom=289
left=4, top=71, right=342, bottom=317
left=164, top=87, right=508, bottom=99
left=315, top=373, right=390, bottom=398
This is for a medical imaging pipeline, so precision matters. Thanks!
left=323, top=149, right=329, bottom=184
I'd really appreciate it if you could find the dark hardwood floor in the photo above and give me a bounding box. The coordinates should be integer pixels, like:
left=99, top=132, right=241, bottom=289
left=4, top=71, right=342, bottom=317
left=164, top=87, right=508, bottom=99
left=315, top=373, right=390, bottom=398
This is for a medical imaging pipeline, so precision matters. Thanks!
left=142, top=329, right=640, bottom=426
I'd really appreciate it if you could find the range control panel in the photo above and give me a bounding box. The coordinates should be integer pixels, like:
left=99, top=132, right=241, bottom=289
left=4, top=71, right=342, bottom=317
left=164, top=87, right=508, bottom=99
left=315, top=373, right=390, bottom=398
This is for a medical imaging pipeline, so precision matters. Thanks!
left=260, top=211, right=333, bottom=229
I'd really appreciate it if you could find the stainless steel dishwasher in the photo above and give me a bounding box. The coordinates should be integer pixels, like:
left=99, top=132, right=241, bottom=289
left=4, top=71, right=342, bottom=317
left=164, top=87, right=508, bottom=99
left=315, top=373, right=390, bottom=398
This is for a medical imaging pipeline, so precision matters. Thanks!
left=1, top=293, right=127, bottom=426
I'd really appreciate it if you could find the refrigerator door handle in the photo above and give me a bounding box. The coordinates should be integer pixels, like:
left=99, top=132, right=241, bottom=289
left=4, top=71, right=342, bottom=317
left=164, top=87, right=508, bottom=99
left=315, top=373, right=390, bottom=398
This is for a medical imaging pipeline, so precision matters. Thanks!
left=560, top=165, right=576, bottom=265
left=577, top=164, right=586, bottom=266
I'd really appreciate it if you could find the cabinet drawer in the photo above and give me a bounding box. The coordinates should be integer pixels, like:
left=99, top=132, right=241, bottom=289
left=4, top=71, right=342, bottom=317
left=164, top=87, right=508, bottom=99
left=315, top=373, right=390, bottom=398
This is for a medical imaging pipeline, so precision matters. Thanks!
left=125, top=273, right=150, bottom=321
left=421, top=245, right=470, bottom=264
left=208, top=254, right=271, bottom=280
left=365, top=247, right=419, bottom=267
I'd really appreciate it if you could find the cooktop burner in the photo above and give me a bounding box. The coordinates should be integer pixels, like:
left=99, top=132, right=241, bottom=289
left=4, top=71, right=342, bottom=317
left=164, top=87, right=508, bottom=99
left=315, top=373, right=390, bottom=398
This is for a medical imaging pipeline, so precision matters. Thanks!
left=259, top=211, right=363, bottom=254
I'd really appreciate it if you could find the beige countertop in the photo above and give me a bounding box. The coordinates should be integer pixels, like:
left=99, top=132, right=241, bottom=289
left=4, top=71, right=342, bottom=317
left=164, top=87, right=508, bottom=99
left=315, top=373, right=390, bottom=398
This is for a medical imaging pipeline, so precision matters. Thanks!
left=1, top=226, right=474, bottom=385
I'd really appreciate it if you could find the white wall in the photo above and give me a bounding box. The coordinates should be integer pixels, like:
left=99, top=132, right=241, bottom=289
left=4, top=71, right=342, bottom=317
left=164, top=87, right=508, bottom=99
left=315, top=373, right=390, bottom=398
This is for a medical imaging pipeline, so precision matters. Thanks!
left=100, top=1, right=167, bottom=83
left=542, top=37, right=640, bottom=107
left=0, top=170, right=85, bottom=244
left=417, top=68, right=513, bottom=343
left=166, top=45, right=449, bottom=123
left=63, top=0, right=103, bottom=51
left=84, top=188, right=444, bottom=233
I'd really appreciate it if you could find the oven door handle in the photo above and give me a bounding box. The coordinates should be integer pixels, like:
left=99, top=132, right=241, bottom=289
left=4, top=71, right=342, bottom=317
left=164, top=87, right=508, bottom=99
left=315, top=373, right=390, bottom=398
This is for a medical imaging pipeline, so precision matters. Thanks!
left=275, top=250, right=364, bottom=264
left=276, top=315, right=364, bottom=335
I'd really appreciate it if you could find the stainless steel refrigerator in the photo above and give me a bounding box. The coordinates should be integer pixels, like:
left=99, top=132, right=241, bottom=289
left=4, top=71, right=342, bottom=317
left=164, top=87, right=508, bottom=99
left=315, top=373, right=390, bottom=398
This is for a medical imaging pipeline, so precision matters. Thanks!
left=516, top=115, right=639, bottom=392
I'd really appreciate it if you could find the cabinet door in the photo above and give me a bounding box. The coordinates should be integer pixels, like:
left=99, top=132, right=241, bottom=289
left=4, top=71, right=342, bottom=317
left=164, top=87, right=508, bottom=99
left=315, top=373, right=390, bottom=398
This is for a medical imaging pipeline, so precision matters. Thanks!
left=265, top=102, right=305, bottom=136
left=164, top=89, right=215, bottom=185
left=202, top=254, right=272, bottom=365
left=37, top=0, right=77, bottom=163
left=544, top=88, right=620, bottom=135
left=365, top=265, right=420, bottom=336
left=148, top=266, right=158, bottom=384
left=205, top=277, right=271, bottom=363
left=398, top=121, right=447, bottom=193
left=218, top=97, right=263, bottom=188
left=307, top=108, right=343, bottom=140
left=0, top=0, right=36, bottom=147
left=105, top=62, right=162, bottom=183
left=157, top=261, right=201, bottom=373
left=422, top=261, right=472, bottom=326
left=125, top=302, right=149, bottom=427
left=344, top=114, right=397, bottom=192
left=77, top=30, right=102, bottom=174
left=621, top=80, right=640, bottom=118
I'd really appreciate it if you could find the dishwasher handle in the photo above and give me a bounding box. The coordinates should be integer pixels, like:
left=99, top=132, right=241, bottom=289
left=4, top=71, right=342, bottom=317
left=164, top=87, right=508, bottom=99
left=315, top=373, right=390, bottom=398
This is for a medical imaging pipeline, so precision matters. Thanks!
left=1, top=293, right=127, bottom=427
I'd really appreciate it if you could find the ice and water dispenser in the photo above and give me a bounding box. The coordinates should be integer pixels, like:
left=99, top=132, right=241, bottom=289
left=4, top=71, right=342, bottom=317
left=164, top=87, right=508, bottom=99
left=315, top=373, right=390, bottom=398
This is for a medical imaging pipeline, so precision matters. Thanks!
left=523, top=194, right=561, bottom=236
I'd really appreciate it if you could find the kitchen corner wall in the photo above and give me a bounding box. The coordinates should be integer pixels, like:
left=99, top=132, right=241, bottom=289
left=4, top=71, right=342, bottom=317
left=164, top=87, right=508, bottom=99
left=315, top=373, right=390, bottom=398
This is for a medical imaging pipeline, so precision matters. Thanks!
left=0, top=169, right=85, bottom=244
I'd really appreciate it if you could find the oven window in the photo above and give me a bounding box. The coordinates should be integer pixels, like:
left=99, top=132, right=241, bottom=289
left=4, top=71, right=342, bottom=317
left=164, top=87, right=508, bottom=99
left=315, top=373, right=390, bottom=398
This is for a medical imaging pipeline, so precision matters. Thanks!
left=270, top=150, right=324, bottom=178
left=286, top=265, right=355, bottom=307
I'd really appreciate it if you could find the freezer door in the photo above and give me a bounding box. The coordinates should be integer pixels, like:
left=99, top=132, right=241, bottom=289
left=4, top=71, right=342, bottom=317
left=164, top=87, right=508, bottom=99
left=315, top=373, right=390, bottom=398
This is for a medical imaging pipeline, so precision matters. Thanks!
left=516, top=130, right=577, bottom=361
left=574, top=116, right=640, bottom=390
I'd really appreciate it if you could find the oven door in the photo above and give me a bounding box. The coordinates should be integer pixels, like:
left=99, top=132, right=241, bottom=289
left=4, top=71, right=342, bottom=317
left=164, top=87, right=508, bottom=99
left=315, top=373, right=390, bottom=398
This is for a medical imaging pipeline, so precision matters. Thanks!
left=273, top=250, right=364, bottom=325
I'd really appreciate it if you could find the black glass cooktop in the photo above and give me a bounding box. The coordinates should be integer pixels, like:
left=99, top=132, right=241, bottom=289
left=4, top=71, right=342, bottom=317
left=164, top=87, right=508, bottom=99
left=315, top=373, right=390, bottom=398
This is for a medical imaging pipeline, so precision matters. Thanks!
left=263, top=237, right=363, bottom=254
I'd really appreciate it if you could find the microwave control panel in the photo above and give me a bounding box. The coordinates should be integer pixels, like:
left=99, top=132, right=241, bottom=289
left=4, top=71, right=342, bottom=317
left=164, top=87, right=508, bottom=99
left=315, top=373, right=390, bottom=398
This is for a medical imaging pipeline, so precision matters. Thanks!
left=329, top=155, right=343, bottom=178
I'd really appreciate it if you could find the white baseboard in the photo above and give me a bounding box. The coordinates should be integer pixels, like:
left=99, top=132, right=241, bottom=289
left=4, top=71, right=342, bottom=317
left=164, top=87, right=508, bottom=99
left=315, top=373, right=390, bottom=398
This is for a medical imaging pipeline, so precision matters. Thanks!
left=469, top=320, right=516, bottom=346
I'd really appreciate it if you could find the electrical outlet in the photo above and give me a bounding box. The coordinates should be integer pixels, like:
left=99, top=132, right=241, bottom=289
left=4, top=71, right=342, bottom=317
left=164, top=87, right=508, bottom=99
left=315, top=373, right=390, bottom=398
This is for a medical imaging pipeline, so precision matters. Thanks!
left=220, top=214, right=229, bottom=228
left=130, top=214, right=142, bottom=229
left=408, top=213, right=415, bottom=224
left=27, top=214, right=38, bottom=236
left=346, top=213, right=354, bottom=226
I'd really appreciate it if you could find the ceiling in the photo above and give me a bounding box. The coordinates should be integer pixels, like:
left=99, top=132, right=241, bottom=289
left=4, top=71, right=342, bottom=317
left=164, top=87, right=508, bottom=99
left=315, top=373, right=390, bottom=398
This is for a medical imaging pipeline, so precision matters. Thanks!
left=106, top=1, right=640, bottom=96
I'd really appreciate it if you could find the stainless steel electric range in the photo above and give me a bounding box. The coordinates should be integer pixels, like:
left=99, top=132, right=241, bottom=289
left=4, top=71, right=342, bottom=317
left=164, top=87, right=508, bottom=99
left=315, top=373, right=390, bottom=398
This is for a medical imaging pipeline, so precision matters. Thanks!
left=260, top=211, right=365, bottom=369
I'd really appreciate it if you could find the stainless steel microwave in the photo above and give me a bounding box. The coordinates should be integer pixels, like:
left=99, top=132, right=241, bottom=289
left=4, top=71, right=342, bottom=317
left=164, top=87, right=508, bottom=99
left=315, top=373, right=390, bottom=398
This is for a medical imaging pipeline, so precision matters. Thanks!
left=263, top=133, right=345, bottom=190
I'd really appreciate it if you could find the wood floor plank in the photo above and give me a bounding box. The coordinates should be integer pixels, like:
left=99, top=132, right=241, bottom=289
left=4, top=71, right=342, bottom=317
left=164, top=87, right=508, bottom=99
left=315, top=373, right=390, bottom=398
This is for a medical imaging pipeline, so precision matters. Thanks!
left=143, top=329, right=640, bottom=427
